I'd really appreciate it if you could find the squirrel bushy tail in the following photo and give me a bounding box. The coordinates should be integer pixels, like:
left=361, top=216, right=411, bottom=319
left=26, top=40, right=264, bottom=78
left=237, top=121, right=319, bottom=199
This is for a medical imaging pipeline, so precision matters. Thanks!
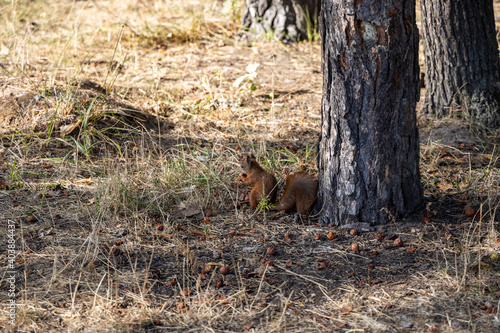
left=273, top=171, right=317, bottom=214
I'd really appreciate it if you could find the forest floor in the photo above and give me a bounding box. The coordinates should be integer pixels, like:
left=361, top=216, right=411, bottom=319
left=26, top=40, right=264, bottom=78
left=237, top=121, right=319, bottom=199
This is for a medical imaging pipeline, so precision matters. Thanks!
left=0, top=1, right=499, bottom=332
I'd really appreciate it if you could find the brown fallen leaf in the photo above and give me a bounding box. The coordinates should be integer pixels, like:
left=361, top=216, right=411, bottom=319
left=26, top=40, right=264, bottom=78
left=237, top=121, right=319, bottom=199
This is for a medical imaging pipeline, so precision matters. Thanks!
left=459, top=192, right=469, bottom=201
left=340, top=307, right=352, bottom=314
left=177, top=302, right=188, bottom=311
left=180, top=289, right=192, bottom=296
left=189, top=229, right=217, bottom=238
left=75, top=177, right=92, bottom=184
left=60, top=119, right=82, bottom=136
left=166, top=278, right=177, bottom=286
left=316, top=260, right=331, bottom=270
left=438, top=184, right=453, bottom=191
left=486, top=307, right=498, bottom=314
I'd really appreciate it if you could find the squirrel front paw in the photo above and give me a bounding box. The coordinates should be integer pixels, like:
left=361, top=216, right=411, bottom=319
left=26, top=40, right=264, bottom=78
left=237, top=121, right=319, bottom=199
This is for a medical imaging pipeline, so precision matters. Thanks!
left=236, top=173, right=247, bottom=182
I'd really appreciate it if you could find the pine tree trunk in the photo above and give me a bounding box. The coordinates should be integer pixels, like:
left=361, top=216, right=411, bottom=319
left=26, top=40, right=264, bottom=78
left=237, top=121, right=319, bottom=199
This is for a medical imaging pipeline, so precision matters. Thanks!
left=421, top=0, right=500, bottom=128
left=316, top=0, right=424, bottom=226
left=240, top=0, right=320, bottom=42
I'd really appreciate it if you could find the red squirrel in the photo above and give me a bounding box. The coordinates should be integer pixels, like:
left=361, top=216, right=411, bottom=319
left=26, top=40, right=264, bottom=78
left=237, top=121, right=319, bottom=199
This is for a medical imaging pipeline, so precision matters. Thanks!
left=236, top=154, right=278, bottom=209
left=236, top=154, right=317, bottom=213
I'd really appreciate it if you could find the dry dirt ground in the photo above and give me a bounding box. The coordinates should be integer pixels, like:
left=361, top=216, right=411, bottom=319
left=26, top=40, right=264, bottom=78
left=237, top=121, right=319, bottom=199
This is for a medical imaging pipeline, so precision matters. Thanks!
left=1, top=1, right=500, bottom=332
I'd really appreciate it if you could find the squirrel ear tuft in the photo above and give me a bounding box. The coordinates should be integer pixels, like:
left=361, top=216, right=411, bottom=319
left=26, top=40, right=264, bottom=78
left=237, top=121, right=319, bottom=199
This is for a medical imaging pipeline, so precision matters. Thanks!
left=249, top=153, right=256, bottom=160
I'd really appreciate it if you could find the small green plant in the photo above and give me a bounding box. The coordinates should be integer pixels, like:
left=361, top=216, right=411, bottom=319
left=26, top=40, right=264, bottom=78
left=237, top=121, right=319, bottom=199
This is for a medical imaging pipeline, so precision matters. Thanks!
left=65, top=137, right=92, bottom=160
left=301, top=6, right=319, bottom=42
left=46, top=104, right=59, bottom=139
left=264, top=27, right=276, bottom=41
left=257, top=194, right=273, bottom=212
left=6, top=159, right=22, bottom=189
left=279, top=143, right=316, bottom=168
left=20, top=139, right=29, bottom=156
left=203, top=224, right=211, bottom=237
left=62, top=96, right=100, bottom=160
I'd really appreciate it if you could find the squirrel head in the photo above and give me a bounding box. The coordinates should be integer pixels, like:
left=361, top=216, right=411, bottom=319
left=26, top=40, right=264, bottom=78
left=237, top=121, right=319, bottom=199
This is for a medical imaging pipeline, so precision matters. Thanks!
left=240, top=153, right=257, bottom=173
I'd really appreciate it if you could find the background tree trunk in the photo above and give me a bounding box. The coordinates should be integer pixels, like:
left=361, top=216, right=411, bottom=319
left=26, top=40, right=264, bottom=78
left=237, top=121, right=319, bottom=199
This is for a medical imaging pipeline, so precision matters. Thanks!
left=316, top=0, right=424, bottom=226
left=240, top=0, right=320, bottom=42
left=420, top=0, right=500, bottom=128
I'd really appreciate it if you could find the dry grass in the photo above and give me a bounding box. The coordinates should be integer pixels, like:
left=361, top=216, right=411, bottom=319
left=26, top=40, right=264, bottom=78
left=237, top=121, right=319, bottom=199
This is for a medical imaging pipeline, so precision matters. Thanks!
left=0, top=0, right=499, bottom=332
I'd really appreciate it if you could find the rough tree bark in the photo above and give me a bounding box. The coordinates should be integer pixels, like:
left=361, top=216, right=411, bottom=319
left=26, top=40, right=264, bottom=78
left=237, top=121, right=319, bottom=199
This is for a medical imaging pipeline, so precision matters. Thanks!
left=316, top=0, right=424, bottom=226
left=421, top=0, right=500, bottom=127
left=240, top=0, right=320, bottom=42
